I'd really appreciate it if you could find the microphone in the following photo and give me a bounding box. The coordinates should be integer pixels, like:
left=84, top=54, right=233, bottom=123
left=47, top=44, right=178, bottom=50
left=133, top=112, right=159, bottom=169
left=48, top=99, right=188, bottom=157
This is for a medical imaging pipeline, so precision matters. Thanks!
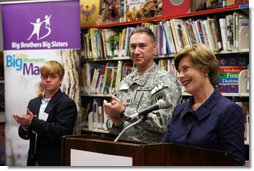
left=126, top=99, right=168, bottom=121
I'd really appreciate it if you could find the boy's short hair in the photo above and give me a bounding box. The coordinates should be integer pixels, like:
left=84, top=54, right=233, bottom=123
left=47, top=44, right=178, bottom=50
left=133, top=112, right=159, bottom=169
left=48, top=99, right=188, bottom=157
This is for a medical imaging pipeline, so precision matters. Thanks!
left=40, top=61, right=65, bottom=79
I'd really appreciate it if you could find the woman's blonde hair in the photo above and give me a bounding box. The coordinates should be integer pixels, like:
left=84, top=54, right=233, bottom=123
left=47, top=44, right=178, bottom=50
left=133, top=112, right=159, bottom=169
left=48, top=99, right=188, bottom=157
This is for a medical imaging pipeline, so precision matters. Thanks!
left=174, top=44, right=219, bottom=87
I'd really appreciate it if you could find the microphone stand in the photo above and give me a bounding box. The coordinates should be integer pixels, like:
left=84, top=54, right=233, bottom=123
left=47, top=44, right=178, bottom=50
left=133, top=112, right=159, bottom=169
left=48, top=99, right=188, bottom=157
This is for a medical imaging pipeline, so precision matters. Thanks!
left=114, top=117, right=144, bottom=142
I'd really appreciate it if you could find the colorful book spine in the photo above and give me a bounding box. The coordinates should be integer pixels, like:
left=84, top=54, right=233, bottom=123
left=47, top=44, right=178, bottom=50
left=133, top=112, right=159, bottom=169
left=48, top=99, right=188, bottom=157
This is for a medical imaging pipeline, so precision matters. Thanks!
left=219, top=66, right=247, bottom=72
left=218, top=78, right=238, bottom=84
left=219, top=84, right=238, bottom=93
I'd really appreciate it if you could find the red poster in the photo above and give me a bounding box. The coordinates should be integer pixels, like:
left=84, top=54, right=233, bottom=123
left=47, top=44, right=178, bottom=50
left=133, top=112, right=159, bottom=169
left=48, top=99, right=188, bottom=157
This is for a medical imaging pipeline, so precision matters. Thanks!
left=162, top=0, right=190, bottom=17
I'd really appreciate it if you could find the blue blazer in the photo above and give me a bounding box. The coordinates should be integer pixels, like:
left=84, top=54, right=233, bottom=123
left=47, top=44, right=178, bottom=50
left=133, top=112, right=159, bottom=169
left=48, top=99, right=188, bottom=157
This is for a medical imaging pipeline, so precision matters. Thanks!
left=162, top=88, right=245, bottom=166
left=18, top=89, right=77, bottom=166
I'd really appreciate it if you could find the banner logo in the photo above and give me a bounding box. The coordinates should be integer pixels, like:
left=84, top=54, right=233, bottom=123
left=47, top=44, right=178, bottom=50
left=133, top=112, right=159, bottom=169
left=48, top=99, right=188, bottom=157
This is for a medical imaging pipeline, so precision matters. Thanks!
left=28, top=15, right=52, bottom=40
left=5, top=53, right=45, bottom=75
left=2, top=0, right=81, bottom=50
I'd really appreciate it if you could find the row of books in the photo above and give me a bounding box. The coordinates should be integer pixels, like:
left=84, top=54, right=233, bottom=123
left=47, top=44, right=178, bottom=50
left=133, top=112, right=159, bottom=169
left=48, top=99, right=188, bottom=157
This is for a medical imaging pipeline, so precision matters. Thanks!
left=81, top=58, right=181, bottom=96
left=81, top=27, right=135, bottom=59
left=158, top=58, right=177, bottom=76
left=81, top=56, right=249, bottom=96
left=81, top=12, right=249, bottom=59
left=218, top=55, right=248, bottom=93
left=81, top=61, right=133, bottom=95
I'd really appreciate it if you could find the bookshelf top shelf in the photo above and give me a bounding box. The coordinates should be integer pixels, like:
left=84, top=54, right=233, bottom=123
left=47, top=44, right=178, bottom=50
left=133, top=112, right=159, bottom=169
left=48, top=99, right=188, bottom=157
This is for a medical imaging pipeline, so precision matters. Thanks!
left=81, top=4, right=249, bottom=29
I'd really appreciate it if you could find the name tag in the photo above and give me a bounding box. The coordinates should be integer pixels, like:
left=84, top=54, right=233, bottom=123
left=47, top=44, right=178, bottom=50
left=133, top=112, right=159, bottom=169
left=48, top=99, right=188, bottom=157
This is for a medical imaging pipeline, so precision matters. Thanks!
left=119, top=83, right=129, bottom=90
left=40, top=112, right=49, bottom=121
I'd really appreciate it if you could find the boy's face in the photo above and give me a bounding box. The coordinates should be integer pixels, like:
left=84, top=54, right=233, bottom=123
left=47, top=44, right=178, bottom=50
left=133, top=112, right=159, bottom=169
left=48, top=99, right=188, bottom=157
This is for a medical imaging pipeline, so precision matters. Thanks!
left=41, top=74, right=62, bottom=93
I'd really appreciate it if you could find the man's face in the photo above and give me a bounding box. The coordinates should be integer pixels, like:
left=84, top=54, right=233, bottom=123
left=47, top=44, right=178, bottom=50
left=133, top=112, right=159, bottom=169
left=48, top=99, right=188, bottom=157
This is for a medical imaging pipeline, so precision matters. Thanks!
left=129, top=32, right=157, bottom=72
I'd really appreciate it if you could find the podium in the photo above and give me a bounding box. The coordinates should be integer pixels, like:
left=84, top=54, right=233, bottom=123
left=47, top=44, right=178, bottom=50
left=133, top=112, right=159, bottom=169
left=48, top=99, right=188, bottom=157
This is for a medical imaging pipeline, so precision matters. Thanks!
left=61, top=135, right=233, bottom=166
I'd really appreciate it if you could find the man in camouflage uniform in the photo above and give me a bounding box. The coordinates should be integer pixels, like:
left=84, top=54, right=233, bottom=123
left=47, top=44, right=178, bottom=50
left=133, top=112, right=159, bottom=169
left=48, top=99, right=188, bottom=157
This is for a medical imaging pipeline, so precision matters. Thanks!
left=103, top=27, right=181, bottom=143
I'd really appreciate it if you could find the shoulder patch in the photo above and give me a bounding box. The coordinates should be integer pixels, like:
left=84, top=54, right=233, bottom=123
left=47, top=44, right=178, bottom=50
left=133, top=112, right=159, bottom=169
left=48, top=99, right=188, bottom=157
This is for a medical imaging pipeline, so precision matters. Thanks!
left=154, top=93, right=166, bottom=102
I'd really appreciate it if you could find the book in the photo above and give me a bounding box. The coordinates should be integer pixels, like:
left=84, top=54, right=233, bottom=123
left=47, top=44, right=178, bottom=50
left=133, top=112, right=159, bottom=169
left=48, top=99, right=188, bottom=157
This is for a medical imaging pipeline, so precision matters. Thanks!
left=125, top=0, right=162, bottom=21
left=81, top=63, right=91, bottom=94
left=170, top=18, right=185, bottom=52
left=122, top=62, right=133, bottom=78
left=218, top=84, right=238, bottom=93
left=204, top=19, right=216, bottom=51
left=194, top=19, right=205, bottom=44
left=238, top=14, right=249, bottom=50
left=219, top=56, right=248, bottom=66
left=190, top=0, right=225, bottom=11
left=118, top=28, right=127, bottom=57
left=95, top=30, right=104, bottom=58
left=92, top=99, right=98, bottom=129
left=219, top=72, right=239, bottom=79
left=102, top=63, right=117, bottom=94
left=226, top=14, right=233, bottom=51
left=115, top=60, right=123, bottom=89
left=91, top=68, right=99, bottom=94
left=184, top=20, right=197, bottom=46
left=97, top=105, right=103, bottom=129
left=81, top=101, right=92, bottom=128
left=208, top=17, right=222, bottom=51
left=157, top=22, right=167, bottom=55
left=163, top=20, right=176, bottom=54
left=89, top=28, right=99, bottom=58
left=238, top=69, right=248, bottom=93
left=96, top=0, right=121, bottom=25
left=80, top=0, right=100, bottom=27
left=219, top=18, right=227, bottom=51
left=218, top=78, right=239, bottom=84
left=123, top=27, right=135, bottom=57
left=219, top=66, right=247, bottom=72
left=95, top=65, right=106, bottom=94
left=233, top=12, right=239, bottom=50
left=162, top=0, right=190, bottom=16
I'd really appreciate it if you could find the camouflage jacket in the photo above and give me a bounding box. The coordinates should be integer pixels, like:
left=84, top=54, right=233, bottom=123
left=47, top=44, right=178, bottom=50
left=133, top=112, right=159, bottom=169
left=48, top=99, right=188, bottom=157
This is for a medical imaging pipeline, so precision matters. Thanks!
left=107, top=63, right=181, bottom=143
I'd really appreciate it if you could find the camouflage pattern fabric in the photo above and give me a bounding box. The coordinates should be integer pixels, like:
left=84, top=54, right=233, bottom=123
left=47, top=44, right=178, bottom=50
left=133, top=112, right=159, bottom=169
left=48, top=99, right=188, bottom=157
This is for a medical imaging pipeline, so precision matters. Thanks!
left=106, top=63, right=181, bottom=143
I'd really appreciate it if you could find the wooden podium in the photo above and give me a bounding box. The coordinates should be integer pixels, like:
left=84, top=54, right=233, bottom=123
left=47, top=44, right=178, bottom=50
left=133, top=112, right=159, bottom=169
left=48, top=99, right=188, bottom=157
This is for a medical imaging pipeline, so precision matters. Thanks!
left=61, top=135, right=233, bottom=166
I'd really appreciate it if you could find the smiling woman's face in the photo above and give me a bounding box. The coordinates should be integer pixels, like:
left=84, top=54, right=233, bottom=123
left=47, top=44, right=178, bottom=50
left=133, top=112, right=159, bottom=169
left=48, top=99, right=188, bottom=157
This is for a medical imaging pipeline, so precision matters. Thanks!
left=177, top=56, right=208, bottom=95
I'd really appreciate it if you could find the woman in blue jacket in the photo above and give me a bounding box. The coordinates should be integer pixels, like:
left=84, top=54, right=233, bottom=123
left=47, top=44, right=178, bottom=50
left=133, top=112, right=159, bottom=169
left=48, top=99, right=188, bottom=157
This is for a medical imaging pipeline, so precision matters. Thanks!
left=162, top=44, right=244, bottom=166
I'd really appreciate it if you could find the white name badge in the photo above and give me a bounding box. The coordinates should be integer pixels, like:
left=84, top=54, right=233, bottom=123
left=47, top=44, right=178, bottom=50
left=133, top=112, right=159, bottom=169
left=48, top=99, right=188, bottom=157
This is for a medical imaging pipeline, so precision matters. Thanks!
left=119, top=84, right=129, bottom=90
left=40, top=112, right=49, bottom=121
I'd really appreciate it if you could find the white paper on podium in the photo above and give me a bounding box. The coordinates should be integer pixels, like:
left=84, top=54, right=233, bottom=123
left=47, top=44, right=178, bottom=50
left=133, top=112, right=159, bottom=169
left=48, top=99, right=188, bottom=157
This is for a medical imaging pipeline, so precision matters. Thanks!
left=70, top=149, right=133, bottom=166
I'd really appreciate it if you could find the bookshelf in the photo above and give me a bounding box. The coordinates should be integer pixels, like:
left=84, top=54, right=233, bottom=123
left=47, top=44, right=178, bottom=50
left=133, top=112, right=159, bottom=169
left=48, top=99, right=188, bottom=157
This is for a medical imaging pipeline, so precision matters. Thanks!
left=80, top=3, right=249, bottom=138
